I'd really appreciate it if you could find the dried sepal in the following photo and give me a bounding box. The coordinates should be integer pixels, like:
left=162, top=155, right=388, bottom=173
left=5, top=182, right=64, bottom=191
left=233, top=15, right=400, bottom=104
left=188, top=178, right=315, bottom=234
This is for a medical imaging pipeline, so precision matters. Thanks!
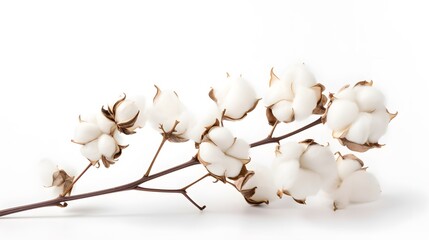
left=313, top=84, right=328, bottom=115
left=101, top=156, right=117, bottom=168
left=208, top=88, right=217, bottom=103
left=50, top=169, right=75, bottom=196
left=337, top=138, right=383, bottom=152
left=335, top=152, right=364, bottom=167
left=354, top=80, right=373, bottom=87
left=235, top=171, right=269, bottom=205
left=222, top=98, right=261, bottom=121
left=269, top=67, right=280, bottom=87
left=266, top=108, right=278, bottom=126
left=153, top=85, right=162, bottom=102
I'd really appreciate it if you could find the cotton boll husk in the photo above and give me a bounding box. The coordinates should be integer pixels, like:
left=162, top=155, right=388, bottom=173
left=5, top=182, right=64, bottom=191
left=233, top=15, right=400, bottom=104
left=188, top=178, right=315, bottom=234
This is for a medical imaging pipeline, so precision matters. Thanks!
left=198, top=142, right=225, bottom=164
left=224, top=156, right=244, bottom=178
left=355, top=86, right=385, bottom=112
left=345, top=113, right=372, bottom=144
left=334, top=87, right=356, bottom=101
left=243, top=165, right=278, bottom=202
left=340, top=170, right=381, bottom=203
left=300, top=145, right=337, bottom=189
left=81, top=140, right=101, bottom=161
left=326, top=100, right=359, bottom=131
left=368, top=110, right=390, bottom=143
left=276, top=142, right=306, bottom=160
left=206, top=163, right=226, bottom=177
left=225, top=138, right=250, bottom=160
left=337, top=159, right=362, bottom=180
left=287, top=169, right=322, bottom=200
left=273, top=160, right=300, bottom=189
left=96, top=112, right=115, bottom=134
left=271, top=100, right=294, bottom=122
left=292, top=86, right=318, bottom=120
left=97, top=134, right=117, bottom=159
left=115, top=100, right=139, bottom=123
left=208, top=127, right=235, bottom=151
left=73, top=122, right=102, bottom=144
left=221, top=77, right=257, bottom=119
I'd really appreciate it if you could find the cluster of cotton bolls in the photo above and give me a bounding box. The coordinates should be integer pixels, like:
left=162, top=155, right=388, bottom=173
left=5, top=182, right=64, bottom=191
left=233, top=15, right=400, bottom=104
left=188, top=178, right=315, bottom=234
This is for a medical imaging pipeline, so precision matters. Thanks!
left=72, top=95, right=146, bottom=168
left=62, top=63, right=395, bottom=210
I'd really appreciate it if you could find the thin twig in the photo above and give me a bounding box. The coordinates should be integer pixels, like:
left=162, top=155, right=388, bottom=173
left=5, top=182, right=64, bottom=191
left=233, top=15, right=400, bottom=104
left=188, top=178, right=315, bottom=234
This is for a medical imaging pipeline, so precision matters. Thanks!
left=250, top=117, right=322, bottom=148
left=144, top=137, right=167, bottom=177
left=0, top=157, right=200, bottom=217
left=268, top=120, right=279, bottom=138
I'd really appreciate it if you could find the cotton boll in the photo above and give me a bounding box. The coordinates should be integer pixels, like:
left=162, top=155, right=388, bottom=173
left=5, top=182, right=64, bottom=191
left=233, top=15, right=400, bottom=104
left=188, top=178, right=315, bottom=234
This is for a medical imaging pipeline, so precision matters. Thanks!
left=337, top=159, right=362, bottom=180
left=224, top=156, right=244, bottom=178
left=276, top=142, right=306, bottom=159
left=221, top=77, right=257, bottom=119
left=368, top=110, right=390, bottom=143
left=115, top=100, right=139, bottom=123
left=287, top=169, right=322, bottom=200
left=355, top=86, right=385, bottom=112
left=97, top=134, right=117, bottom=159
left=345, top=113, right=372, bottom=144
left=72, top=122, right=102, bottom=144
left=96, top=112, right=115, bottom=134
left=198, top=142, right=225, bottom=164
left=271, top=100, right=294, bottom=122
left=334, top=87, right=356, bottom=101
left=225, top=138, right=250, bottom=160
left=273, top=160, right=300, bottom=189
left=243, top=165, right=278, bottom=202
left=340, top=171, right=381, bottom=203
left=326, top=100, right=359, bottom=131
left=81, top=140, right=101, bottom=161
left=208, top=127, right=235, bottom=151
left=292, top=86, right=318, bottom=120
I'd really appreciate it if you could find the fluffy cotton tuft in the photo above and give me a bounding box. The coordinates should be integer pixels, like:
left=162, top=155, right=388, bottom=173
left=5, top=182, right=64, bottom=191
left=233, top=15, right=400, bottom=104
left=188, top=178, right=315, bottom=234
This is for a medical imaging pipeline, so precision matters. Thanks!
left=324, top=81, right=396, bottom=152
left=264, top=64, right=325, bottom=124
left=273, top=141, right=337, bottom=201
left=149, top=87, right=192, bottom=142
left=330, top=153, right=381, bottom=210
left=197, top=126, right=250, bottom=179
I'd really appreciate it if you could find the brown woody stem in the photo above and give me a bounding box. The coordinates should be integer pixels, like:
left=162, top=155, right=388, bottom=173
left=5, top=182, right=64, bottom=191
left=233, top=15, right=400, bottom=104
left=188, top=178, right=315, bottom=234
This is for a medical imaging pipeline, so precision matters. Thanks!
left=0, top=157, right=200, bottom=217
left=250, top=117, right=322, bottom=148
left=61, top=163, right=92, bottom=197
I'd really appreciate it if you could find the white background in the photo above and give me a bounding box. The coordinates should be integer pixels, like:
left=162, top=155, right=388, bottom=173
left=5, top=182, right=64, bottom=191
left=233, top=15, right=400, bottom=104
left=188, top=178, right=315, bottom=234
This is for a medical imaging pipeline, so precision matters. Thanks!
left=0, top=0, right=428, bottom=239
